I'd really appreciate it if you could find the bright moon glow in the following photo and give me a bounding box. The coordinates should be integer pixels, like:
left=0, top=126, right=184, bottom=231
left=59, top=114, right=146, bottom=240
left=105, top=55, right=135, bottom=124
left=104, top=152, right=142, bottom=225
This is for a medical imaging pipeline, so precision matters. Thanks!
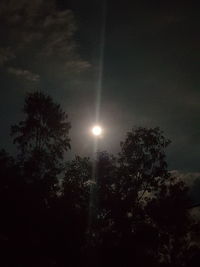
left=92, top=126, right=102, bottom=136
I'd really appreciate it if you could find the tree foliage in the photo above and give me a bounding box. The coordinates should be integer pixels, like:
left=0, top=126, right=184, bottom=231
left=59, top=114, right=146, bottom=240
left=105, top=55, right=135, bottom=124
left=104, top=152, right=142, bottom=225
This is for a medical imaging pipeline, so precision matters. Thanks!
left=12, top=91, right=71, bottom=156
left=0, top=93, right=199, bottom=267
left=11, top=91, right=71, bottom=195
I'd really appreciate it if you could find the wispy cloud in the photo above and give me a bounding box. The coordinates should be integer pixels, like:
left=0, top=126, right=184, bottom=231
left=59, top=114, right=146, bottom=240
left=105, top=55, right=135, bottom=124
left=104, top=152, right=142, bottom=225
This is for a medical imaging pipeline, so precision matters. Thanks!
left=7, top=67, right=40, bottom=82
left=0, top=0, right=90, bottom=84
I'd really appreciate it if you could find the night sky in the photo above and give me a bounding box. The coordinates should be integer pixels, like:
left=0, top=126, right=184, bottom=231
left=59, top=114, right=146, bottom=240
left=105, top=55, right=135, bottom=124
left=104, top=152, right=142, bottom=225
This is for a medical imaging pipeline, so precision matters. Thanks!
left=0, top=1, right=199, bottom=188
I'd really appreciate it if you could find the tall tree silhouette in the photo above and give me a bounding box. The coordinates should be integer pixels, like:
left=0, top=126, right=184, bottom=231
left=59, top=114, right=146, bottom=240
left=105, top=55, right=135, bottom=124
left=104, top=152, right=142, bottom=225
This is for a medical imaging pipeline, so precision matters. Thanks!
left=11, top=91, right=71, bottom=196
left=4, top=92, right=71, bottom=266
left=83, top=128, right=196, bottom=267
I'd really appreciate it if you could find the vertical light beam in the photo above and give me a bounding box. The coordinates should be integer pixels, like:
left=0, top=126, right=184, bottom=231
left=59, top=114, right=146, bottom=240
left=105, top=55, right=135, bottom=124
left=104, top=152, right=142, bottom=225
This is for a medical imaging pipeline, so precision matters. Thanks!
left=95, top=0, right=107, bottom=124
left=87, top=1, right=107, bottom=242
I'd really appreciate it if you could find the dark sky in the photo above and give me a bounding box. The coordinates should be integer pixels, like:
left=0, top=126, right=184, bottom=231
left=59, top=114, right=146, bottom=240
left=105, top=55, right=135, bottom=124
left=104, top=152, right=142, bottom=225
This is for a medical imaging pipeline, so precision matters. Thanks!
left=0, top=0, right=200, bottom=182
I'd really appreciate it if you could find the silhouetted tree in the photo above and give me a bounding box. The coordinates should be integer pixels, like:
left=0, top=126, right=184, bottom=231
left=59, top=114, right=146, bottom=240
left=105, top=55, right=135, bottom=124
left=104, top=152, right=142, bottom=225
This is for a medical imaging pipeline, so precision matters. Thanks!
left=1, top=92, right=71, bottom=266
left=82, top=128, right=196, bottom=267
left=146, top=179, right=195, bottom=267
left=59, top=156, right=92, bottom=266
left=0, top=91, right=199, bottom=267
left=11, top=91, right=71, bottom=197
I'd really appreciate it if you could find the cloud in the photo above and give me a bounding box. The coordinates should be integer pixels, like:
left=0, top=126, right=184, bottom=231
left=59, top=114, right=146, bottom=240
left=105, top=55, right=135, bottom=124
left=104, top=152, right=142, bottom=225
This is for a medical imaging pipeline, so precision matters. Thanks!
left=170, top=170, right=200, bottom=186
left=0, top=0, right=74, bottom=53
left=64, top=60, right=92, bottom=74
left=7, top=67, right=40, bottom=82
left=0, top=0, right=90, bottom=83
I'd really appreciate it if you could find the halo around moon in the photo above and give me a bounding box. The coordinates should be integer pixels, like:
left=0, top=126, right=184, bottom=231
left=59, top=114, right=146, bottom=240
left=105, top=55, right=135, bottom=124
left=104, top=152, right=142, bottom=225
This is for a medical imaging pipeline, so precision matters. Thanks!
left=92, top=125, right=102, bottom=136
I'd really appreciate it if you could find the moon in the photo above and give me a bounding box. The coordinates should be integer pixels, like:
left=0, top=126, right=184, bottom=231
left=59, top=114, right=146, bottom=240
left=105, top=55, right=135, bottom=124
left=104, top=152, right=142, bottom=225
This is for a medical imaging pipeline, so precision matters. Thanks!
left=92, top=125, right=102, bottom=136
